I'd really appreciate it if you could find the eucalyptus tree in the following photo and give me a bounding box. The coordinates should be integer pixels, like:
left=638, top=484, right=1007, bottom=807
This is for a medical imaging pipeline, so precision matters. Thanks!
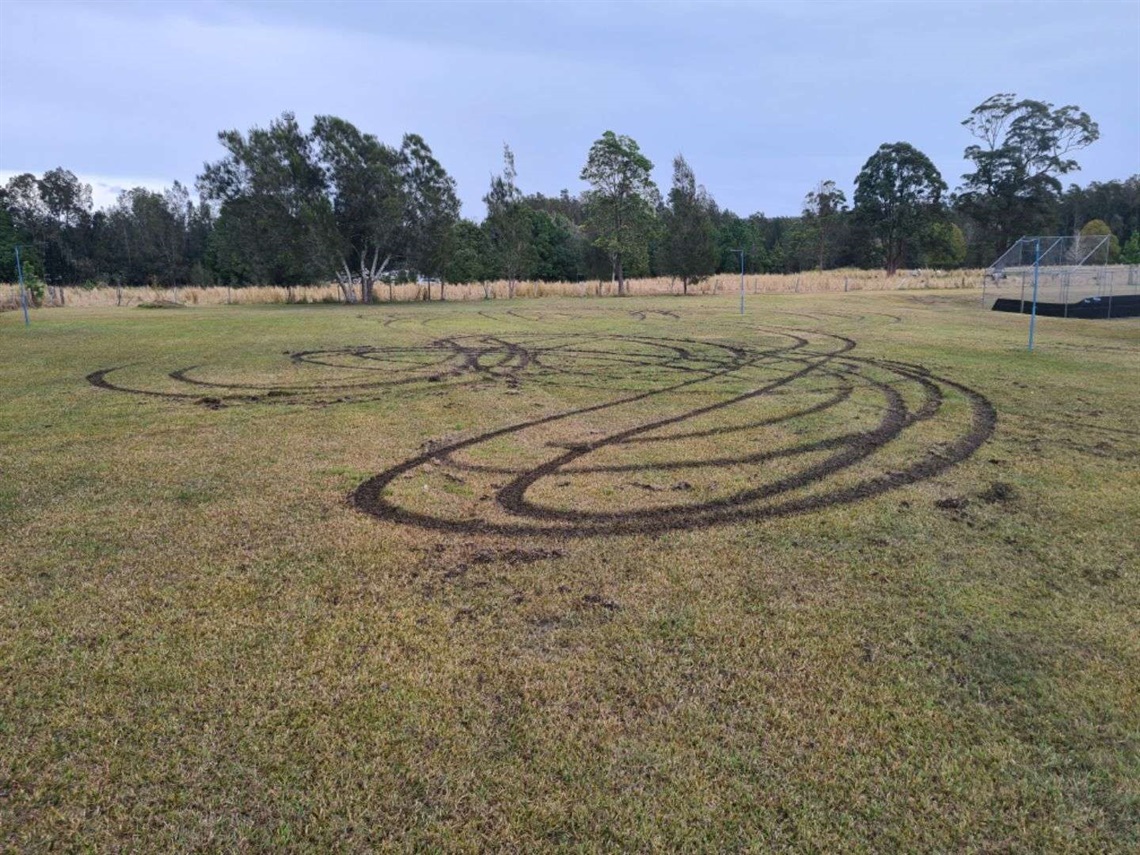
left=801, top=180, right=847, bottom=270
left=200, top=112, right=457, bottom=300
left=529, top=210, right=585, bottom=282
left=198, top=112, right=328, bottom=287
left=399, top=133, right=460, bottom=300
left=444, top=219, right=493, bottom=290
left=483, top=144, right=531, bottom=298
left=957, top=94, right=1099, bottom=261
left=310, top=115, right=404, bottom=302
left=663, top=154, right=717, bottom=293
left=580, top=131, right=659, bottom=295
left=2, top=173, right=49, bottom=279
left=1057, top=176, right=1140, bottom=241
left=106, top=187, right=186, bottom=285
left=2, top=168, right=94, bottom=285
left=0, top=205, right=18, bottom=281
left=853, top=142, right=947, bottom=275
left=39, top=168, right=93, bottom=231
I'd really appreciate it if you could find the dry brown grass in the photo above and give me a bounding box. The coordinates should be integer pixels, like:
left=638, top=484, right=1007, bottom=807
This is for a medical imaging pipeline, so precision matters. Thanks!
left=3, top=289, right=1136, bottom=850
left=0, top=268, right=981, bottom=310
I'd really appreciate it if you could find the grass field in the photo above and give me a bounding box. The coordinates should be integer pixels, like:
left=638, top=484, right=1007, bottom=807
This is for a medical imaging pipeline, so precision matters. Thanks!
left=2, top=290, right=1138, bottom=850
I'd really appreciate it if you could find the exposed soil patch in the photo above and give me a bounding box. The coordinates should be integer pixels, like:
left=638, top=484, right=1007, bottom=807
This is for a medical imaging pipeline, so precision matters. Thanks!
left=581, top=594, right=620, bottom=611
left=471, top=546, right=566, bottom=565
left=87, top=325, right=996, bottom=538
left=630, top=309, right=679, bottom=321
left=979, top=482, right=1018, bottom=504
left=350, top=329, right=996, bottom=537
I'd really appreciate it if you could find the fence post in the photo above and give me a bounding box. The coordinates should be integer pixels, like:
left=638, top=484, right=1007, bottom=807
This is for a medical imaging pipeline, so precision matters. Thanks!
left=15, top=245, right=30, bottom=326
left=1027, top=238, right=1041, bottom=352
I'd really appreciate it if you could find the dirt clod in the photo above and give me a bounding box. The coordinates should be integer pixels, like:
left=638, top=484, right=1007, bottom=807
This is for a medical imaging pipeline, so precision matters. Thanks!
left=979, top=482, right=1018, bottom=504
left=582, top=594, right=620, bottom=611
left=501, top=547, right=565, bottom=564
left=443, top=564, right=469, bottom=580
left=470, top=546, right=566, bottom=565
left=935, top=496, right=969, bottom=511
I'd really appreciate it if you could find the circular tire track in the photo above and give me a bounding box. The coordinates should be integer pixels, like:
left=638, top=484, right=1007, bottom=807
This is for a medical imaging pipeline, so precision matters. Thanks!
left=348, top=329, right=995, bottom=537
left=85, top=323, right=995, bottom=536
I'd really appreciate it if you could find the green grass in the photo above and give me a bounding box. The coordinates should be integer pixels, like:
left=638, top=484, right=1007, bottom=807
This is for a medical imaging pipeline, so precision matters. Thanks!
left=1, top=291, right=1138, bottom=850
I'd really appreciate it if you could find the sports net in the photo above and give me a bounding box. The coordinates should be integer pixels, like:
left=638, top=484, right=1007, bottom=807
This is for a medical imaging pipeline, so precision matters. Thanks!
left=985, top=235, right=1139, bottom=318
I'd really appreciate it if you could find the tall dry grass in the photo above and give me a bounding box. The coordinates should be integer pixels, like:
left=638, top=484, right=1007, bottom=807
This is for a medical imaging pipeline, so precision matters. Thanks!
left=0, top=268, right=984, bottom=310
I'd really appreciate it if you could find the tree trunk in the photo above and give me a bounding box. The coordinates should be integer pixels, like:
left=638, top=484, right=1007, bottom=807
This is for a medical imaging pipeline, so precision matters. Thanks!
left=337, top=259, right=357, bottom=303
left=886, top=240, right=902, bottom=277
left=616, top=255, right=625, bottom=296
left=361, top=246, right=386, bottom=304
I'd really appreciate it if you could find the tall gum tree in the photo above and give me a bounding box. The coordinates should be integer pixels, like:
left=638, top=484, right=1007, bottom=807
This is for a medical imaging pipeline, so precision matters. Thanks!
left=198, top=112, right=327, bottom=288
left=311, top=115, right=404, bottom=303
left=957, top=93, right=1099, bottom=262
left=580, top=131, right=659, bottom=296
left=801, top=180, right=847, bottom=271
left=663, top=154, right=717, bottom=294
left=200, top=113, right=457, bottom=301
left=483, top=145, right=531, bottom=299
left=399, top=133, right=459, bottom=301
left=854, top=142, right=947, bottom=276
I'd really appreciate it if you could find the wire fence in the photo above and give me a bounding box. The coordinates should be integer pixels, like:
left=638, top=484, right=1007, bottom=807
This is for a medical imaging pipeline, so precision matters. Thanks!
left=985, top=265, right=1139, bottom=309
left=983, top=232, right=1140, bottom=322
left=1, top=268, right=982, bottom=311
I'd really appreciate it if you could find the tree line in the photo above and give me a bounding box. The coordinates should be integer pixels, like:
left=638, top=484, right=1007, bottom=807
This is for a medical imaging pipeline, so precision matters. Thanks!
left=3, top=93, right=1138, bottom=299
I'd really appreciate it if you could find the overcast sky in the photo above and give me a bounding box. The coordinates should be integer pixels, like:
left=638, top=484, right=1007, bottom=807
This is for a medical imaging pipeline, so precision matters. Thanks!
left=1, top=0, right=1138, bottom=217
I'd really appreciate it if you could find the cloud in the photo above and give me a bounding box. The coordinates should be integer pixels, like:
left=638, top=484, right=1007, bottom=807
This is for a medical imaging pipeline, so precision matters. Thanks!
left=1, top=0, right=1136, bottom=218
